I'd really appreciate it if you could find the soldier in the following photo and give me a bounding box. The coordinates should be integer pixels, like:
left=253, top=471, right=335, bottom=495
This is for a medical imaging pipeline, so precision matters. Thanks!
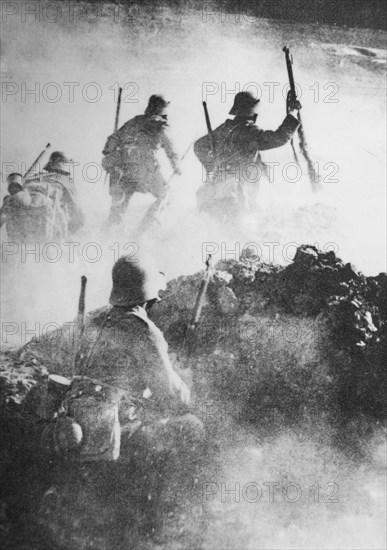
left=194, top=90, right=301, bottom=221
left=102, top=95, right=181, bottom=227
left=40, top=151, right=85, bottom=236
left=21, top=178, right=58, bottom=242
left=0, top=173, right=32, bottom=240
left=75, top=254, right=194, bottom=443
left=41, top=254, right=204, bottom=534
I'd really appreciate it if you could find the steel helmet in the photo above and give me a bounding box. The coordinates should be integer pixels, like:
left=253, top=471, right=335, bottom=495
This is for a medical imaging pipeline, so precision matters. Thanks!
left=229, top=91, right=260, bottom=116
left=43, top=151, right=71, bottom=173
left=7, top=172, right=23, bottom=188
left=145, top=94, right=170, bottom=116
left=109, top=254, right=166, bottom=307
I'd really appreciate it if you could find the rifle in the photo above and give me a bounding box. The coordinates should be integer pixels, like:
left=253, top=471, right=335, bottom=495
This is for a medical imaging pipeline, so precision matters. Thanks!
left=283, top=46, right=321, bottom=193
left=114, top=87, right=123, bottom=132
left=202, top=101, right=215, bottom=158
left=184, top=254, right=214, bottom=355
left=103, top=87, right=123, bottom=187
left=72, top=275, right=87, bottom=379
left=24, top=143, right=51, bottom=180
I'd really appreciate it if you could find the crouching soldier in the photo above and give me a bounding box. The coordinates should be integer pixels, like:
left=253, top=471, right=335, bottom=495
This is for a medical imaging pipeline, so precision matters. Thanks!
left=102, top=95, right=181, bottom=227
left=194, top=90, right=301, bottom=222
left=70, top=253, right=198, bottom=460
left=40, top=254, right=204, bottom=535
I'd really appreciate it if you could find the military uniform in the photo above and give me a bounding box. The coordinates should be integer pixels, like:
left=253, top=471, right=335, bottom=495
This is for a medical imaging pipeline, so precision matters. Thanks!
left=38, top=255, right=204, bottom=538
left=0, top=190, right=32, bottom=241
left=40, top=152, right=85, bottom=236
left=194, top=91, right=300, bottom=219
left=1, top=173, right=57, bottom=242
left=103, top=95, right=180, bottom=226
left=42, top=255, right=199, bottom=465
left=77, top=305, right=187, bottom=419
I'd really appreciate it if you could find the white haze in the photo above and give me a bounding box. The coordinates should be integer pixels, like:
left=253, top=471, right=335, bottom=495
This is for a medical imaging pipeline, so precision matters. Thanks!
left=0, top=5, right=386, bottom=550
left=1, top=2, right=385, bottom=363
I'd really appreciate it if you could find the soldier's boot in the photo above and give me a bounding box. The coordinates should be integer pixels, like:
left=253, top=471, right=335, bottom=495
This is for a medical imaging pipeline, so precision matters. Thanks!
left=105, top=187, right=133, bottom=228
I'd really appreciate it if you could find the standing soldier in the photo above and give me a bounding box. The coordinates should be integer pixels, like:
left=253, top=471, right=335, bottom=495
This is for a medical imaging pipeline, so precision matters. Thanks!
left=39, top=151, right=85, bottom=236
left=194, top=91, right=301, bottom=221
left=102, top=95, right=181, bottom=227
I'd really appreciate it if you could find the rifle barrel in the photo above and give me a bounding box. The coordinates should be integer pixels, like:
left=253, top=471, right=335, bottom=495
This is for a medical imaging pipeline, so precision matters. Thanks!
left=203, top=101, right=215, bottom=155
left=283, top=46, right=296, bottom=97
left=24, top=143, right=51, bottom=179
left=189, top=254, right=213, bottom=329
left=283, top=46, right=320, bottom=192
left=73, top=275, right=87, bottom=378
left=114, top=87, right=123, bottom=132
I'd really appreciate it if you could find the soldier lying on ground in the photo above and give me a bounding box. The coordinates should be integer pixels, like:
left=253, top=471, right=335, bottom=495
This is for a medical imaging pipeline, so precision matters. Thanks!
left=102, top=95, right=181, bottom=227
left=194, top=90, right=301, bottom=221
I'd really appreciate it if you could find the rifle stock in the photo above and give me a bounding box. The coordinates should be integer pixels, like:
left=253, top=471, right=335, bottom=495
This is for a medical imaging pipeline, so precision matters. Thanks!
left=283, top=46, right=321, bottom=193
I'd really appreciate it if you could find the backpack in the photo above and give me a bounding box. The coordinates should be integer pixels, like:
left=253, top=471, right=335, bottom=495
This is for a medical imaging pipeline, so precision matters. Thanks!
left=24, top=185, right=62, bottom=241
left=41, top=376, right=143, bottom=462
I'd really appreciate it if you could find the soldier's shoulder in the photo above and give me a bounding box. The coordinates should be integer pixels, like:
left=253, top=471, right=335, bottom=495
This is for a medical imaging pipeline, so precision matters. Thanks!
left=88, top=306, right=151, bottom=335
left=8, top=190, right=32, bottom=208
left=120, top=115, right=144, bottom=129
left=212, top=119, right=235, bottom=137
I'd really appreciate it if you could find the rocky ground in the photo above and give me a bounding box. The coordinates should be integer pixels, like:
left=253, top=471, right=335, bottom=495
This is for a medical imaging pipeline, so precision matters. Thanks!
left=1, top=245, right=386, bottom=549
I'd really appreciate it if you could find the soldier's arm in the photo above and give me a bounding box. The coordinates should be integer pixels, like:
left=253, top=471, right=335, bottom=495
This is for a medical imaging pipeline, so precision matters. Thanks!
left=139, top=328, right=190, bottom=411
left=253, top=113, right=299, bottom=151
left=160, top=128, right=180, bottom=172
left=0, top=205, right=6, bottom=228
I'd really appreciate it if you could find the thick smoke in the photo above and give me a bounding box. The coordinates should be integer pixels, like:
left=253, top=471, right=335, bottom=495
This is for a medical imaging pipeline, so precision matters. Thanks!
left=1, top=4, right=385, bottom=338
left=0, top=3, right=386, bottom=548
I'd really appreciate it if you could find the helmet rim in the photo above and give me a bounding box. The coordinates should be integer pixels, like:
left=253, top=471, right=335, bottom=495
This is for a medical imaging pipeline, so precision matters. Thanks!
left=109, top=255, right=166, bottom=307
left=229, top=91, right=260, bottom=116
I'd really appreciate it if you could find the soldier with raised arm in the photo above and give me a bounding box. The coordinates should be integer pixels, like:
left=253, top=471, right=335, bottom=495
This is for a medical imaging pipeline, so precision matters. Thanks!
left=194, top=90, right=301, bottom=220
left=102, top=95, right=181, bottom=226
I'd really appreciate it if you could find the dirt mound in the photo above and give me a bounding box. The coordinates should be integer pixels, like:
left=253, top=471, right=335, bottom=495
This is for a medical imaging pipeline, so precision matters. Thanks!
left=1, top=245, right=386, bottom=548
